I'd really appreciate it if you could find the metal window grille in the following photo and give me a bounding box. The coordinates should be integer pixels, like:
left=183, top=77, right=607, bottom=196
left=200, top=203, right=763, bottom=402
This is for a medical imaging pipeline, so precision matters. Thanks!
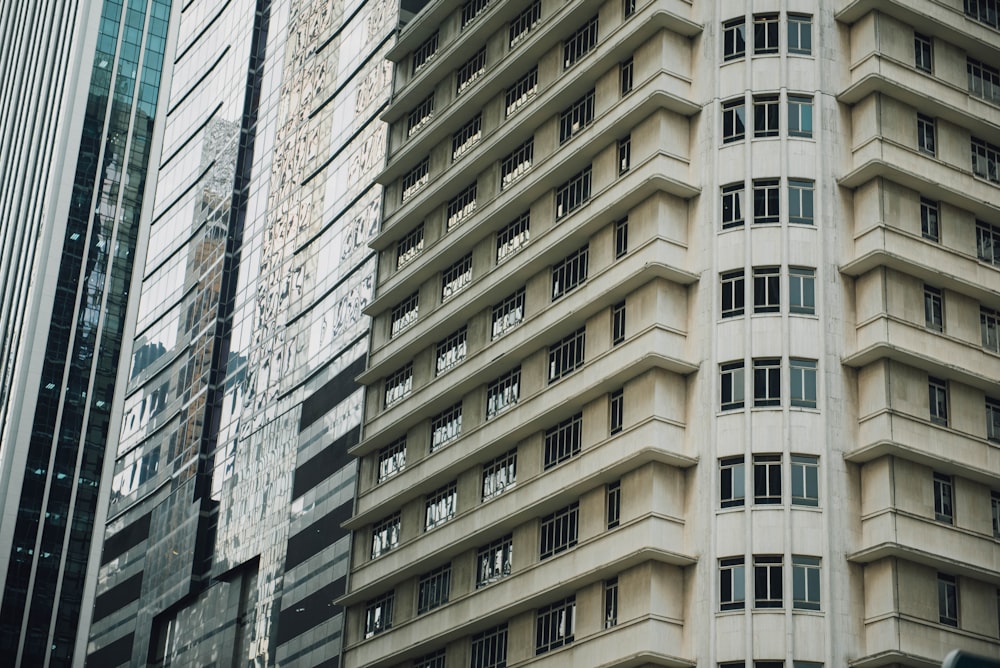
left=564, top=16, right=598, bottom=69
left=754, top=454, right=782, bottom=503
left=753, top=266, right=780, bottom=313
left=982, top=306, right=1000, bottom=353
left=430, top=402, right=462, bottom=451
left=918, top=113, right=936, bottom=155
left=938, top=573, right=959, bottom=626
left=965, top=0, right=1000, bottom=29
left=753, top=94, right=778, bottom=137
left=540, top=502, right=579, bottom=558
left=491, top=287, right=525, bottom=339
left=482, top=448, right=517, bottom=500
left=486, top=367, right=520, bottom=419
left=977, top=219, right=1000, bottom=265
left=753, top=13, right=779, bottom=54
left=606, top=481, right=621, bottom=529
left=604, top=578, right=619, bottom=628
left=790, top=358, right=817, bottom=407
left=618, top=136, right=631, bottom=175
left=789, top=178, right=814, bottom=224
left=555, top=167, right=592, bottom=219
left=915, top=33, right=933, bottom=72
left=754, top=555, right=783, bottom=607
left=753, top=357, right=781, bottom=406
left=446, top=182, right=477, bottom=231
left=789, top=267, right=815, bottom=315
left=543, top=412, right=582, bottom=468
left=411, top=32, right=439, bottom=75
left=452, top=113, right=482, bottom=160
left=722, top=183, right=744, bottom=228
left=934, top=472, right=954, bottom=523
left=548, top=327, right=585, bottom=382
left=721, top=270, right=745, bottom=317
left=559, top=89, right=595, bottom=143
left=476, top=535, right=513, bottom=587
left=406, top=94, right=435, bottom=137
left=972, top=138, right=1000, bottom=184
left=620, top=56, right=634, bottom=95
left=470, top=623, right=508, bottom=668
left=384, top=363, right=413, bottom=408
left=424, top=482, right=457, bottom=531
left=791, top=455, right=819, bottom=506
left=610, top=388, right=624, bottom=435
left=414, top=650, right=446, bottom=668
left=612, top=300, right=626, bottom=344
left=371, top=512, right=400, bottom=558
left=505, top=67, right=538, bottom=117
left=396, top=224, right=424, bottom=269
left=723, top=17, right=746, bottom=60
left=723, top=98, right=745, bottom=142
left=788, top=14, right=812, bottom=55
left=461, top=0, right=490, bottom=29
left=720, top=456, right=746, bottom=507
left=535, top=596, right=575, bottom=654
left=929, top=377, right=949, bottom=426
left=441, top=253, right=472, bottom=301
left=924, top=285, right=944, bottom=331
left=509, top=1, right=541, bottom=48
left=753, top=178, right=779, bottom=223
left=552, top=245, right=589, bottom=300
left=364, top=591, right=393, bottom=638
left=401, top=157, right=429, bottom=202
left=376, top=437, right=406, bottom=483
left=920, top=198, right=939, bottom=241
left=417, top=564, right=451, bottom=614
left=792, top=556, right=821, bottom=610
left=500, top=137, right=533, bottom=190
left=435, top=326, right=467, bottom=375
left=788, top=95, right=813, bottom=137
left=720, top=557, right=746, bottom=609
left=496, top=212, right=530, bottom=263
left=456, top=47, right=486, bottom=95
left=721, top=361, right=745, bottom=410
left=390, top=292, right=418, bottom=338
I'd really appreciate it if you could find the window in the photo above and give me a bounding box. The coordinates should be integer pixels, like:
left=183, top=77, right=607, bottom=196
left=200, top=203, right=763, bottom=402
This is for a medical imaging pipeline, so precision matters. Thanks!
left=540, top=502, right=579, bottom=559
left=790, top=358, right=817, bottom=408
left=384, top=363, right=413, bottom=408
left=560, top=89, right=595, bottom=143
left=482, top=449, right=517, bottom=500
left=441, top=253, right=472, bottom=301
left=497, top=212, right=530, bottom=262
left=492, top=288, right=525, bottom=339
left=753, top=358, right=781, bottom=407
left=414, top=649, right=446, bottom=668
left=753, top=266, right=780, bottom=313
left=789, top=267, right=816, bottom=314
left=938, top=573, right=958, bottom=627
left=555, top=167, right=592, bottom=219
left=914, top=33, right=932, bottom=73
left=754, top=454, right=782, bottom=504
left=753, top=95, right=779, bottom=138
left=430, top=402, right=462, bottom=452
left=615, top=217, right=628, bottom=257
left=548, top=327, right=585, bottom=382
left=607, top=480, right=621, bottom=528
left=723, top=98, right=746, bottom=143
left=371, top=512, right=400, bottom=559
left=610, top=389, right=624, bottom=435
left=720, top=557, right=746, bottom=610
left=401, top=157, right=429, bottom=201
left=505, top=67, right=538, bottom=117
left=929, top=377, right=948, bottom=426
left=788, top=95, right=813, bottom=138
left=486, top=367, right=520, bottom=419
left=425, top=482, right=457, bottom=531
left=721, top=361, right=745, bottom=410
left=934, top=472, right=954, bottom=523
left=977, top=220, right=1000, bottom=266
left=407, top=94, right=435, bottom=137
left=564, top=16, right=598, bottom=69
left=753, top=14, right=779, bottom=54
left=753, top=179, right=780, bottom=223
left=791, top=455, right=819, bottom=506
left=920, top=198, right=939, bottom=242
left=411, top=32, right=438, bottom=75
left=788, top=178, right=814, bottom=225
left=452, top=113, right=482, bottom=160
left=435, top=327, right=467, bottom=374
left=968, top=57, right=1000, bottom=103
left=992, top=490, right=1000, bottom=537
left=792, top=556, right=821, bottom=610
left=620, top=57, right=634, bottom=95
left=390, top=292, right=418, bottom=338
left=720, top=456, right=746, bottom=508
left=500, top=137, right=533, bottom=189
left=723, top=18, right=746, bottom=61
left=721, top=270, right=745, bottom=318
left=364, top=592, right=393, bottom=638
left=722, top=183, right=744, bottom=229
left=536, top=597, right=575, bottom=654
left=461, top=0, right=490, bottom=29
left=965, top=0, right=1000, bottom=29
left=924, top=285, right=943, bottom=331
left=456, top=47, right=486, bottom=95
left=754, top=555, right=783, bottom=608
left=551, top=245, right=589, bottom=299
left=377, top=437, right=406, bottom=483
left=612, top=301, right=626, bottom=344
left=618, top=136, right=631, bottom=175
left=788, top=14, right=812, bottom=55
left=417, top=564, right=451, bottom=614
left=987, top=397, right=1000, bottom=442
left=470, top=623, right=508, bottom=668
left=985, top=307, right=1000, bottom=353
left=972, top=138, right=1000, bottom=184
left=794, top=663, right=823, bottom=668
left=509, top=1, right=540, bottom=48
left=476, top=535, right=513, bottom=587
left=446, top=183, right=477, bottom=231
left=544, top=413, right=582, bottom=469
left=917, top=114, right=936, bottom=156
left=623, top=0, right=636, bottom=18
left=604, top=578, right=619, bottom=628
left=396, top=224, right=424, bottom=269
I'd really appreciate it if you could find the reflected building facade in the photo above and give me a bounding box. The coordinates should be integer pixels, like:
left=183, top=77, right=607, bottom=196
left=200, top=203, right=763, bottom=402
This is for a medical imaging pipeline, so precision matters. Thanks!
left=87, top=0, right=397, bottom=665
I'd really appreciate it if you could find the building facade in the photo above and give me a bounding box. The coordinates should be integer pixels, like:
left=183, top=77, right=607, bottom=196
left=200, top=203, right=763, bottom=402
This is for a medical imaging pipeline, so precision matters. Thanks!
left=341, top=1, right=1000, bottom=667
left=85, top=0, right=397, bottom=665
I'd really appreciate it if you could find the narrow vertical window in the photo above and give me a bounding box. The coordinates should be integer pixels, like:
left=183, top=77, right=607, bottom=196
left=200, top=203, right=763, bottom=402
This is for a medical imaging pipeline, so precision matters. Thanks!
left=984, top=306, right=1000, bottom=353
left=987, top=397, right=1000, bottom=442
left=721, top=270, right=745, bottom=318
left=615, top=217, right=628, bottom=257
left=977, top=219, right=1000, bottom=265
left=917, top=113, right=936, bottom=156
left=753, top=14, right=779, bottom=54
left=754, top=454, right=782, bottom=504
left=721, top=362, right=745, bottom=410
left=606, top=481, right=621, bottom=529
left=720, top=557, right=746, bottom=610
left=753, top=266, right=780, bottom=313
left=929, top=377, right=949, bottom=426
left=788, top=95, right=813, bottom=138
left=620, top=56, right=634, bottom=96
left=792, top=556, right=821, bottom=610
left=753, top=94, right=779, bottom=138
left=788, top=178, right=814, bottom=225
left=788, top=14, right=812, bottom=55
left=933, top=472, right=954, bottom=523
left=609, top=388, right=624, bottom=435
left=991, top=490, right=1000, bottom=537
left=924, top=285, right=944, bottom=331
left=753, top=358, right=781, bottom=407
left=723, top=98, right=746, bottom=143
left=722, top=183, right=744, bottom=229
left=753, top=555, right=783, bottom=607
left=720, top=456, right=746, bottom=507
left=618, top=135, right=631, bottom=175
left=723, top=18, right=746, bottom=61
left=914, top=33, right=933, bottom=73
left=790, top=358, right=817, bottom=408
left=753, top=179, right=780, bottom=223
left=612, top=301, right=626, bottom=345
left=791, top=455, right=819, bottom=506
left=938, top=573, right=958, bottom=627
left=972, top=138, right=1000, bottom=185
left=921, top=198, right=940, bottom=242
left=789, top=267, right=816, bottom=314
left=604, top=578, right=619, bottom=628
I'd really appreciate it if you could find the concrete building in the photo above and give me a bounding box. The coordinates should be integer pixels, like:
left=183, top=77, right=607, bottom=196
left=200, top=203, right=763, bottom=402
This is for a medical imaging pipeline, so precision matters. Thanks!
left=341, top=1, right=1000, bottom=667
left=85, top=0, right=396, bottom=665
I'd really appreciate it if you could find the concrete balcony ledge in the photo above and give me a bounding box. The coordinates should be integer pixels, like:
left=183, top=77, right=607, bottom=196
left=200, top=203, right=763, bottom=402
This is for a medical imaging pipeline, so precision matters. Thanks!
left=842, top=223, right=1000, bottom=307
left=851, top=508, right=1000, bottom=582
left=850, top=613, right=1000, bottom=667
left=844, top=314, right=1000, bottom=393
left=839, top=138, right=1000, bottom=222
left=851, top=408, right=1000, bottom=486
